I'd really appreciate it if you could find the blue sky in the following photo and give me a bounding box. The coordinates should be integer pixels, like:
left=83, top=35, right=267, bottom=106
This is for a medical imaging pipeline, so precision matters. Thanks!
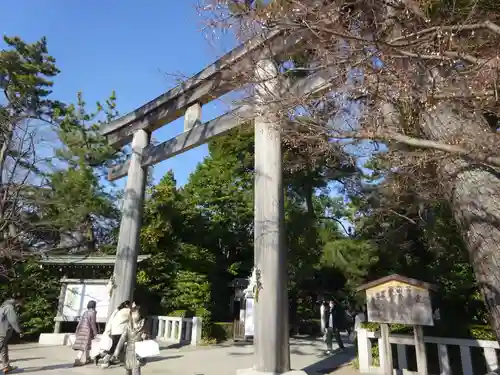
left=2, top=0, right=235, bottom=187
left=3, top=1, right=378, bottom=204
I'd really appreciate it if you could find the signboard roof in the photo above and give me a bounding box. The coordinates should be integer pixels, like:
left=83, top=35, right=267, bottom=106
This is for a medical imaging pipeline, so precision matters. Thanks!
left=356, top=274, right=438, bottom=293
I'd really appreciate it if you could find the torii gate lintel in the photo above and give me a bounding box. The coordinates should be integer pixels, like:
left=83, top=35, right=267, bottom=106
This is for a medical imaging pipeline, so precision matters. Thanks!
left=101, top=29, right=329, bottom=375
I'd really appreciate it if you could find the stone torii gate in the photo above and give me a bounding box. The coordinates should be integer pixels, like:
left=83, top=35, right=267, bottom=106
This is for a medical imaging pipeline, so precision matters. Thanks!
left=101, top=29, right=332, bottom=375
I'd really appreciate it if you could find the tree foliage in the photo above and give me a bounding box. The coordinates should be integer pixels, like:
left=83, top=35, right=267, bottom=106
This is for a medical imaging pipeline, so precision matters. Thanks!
left=0, top=36, right=62, bottom=267
left=2, top=26, right=494, bottom=343
left=0, top=35, right=124, bottom=333
left=41, top=92, right=123, bottom=252
left=197, top=0, right=500, bottom=339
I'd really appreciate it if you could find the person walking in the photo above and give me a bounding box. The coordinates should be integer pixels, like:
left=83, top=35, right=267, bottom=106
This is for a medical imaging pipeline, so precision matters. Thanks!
left=97, top=300, right=131, bottom=368
left=124, top=304, right=146, bottom=374
left=0, top=296, right=23, bottom=374
left=72, top=300, right=98, bottom=366
left=323, top=299, right=346, bottom=354
left=114, top=302, right=146, bottom=365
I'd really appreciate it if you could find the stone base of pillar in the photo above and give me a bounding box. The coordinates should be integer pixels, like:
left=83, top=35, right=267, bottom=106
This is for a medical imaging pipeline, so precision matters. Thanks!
left=237, top=368, right=320, bottom=375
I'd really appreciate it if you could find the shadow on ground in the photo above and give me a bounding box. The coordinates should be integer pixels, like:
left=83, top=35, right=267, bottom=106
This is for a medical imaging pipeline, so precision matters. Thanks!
left=13, top=354, right=181, bottom=373
left=214, top=340, right=254, bottom=348
left=11, top=357, right=45, bottom=363
left=147, top=355, right=183, bottom=363
left=216, top=335, right=322, bottom=349
left=159, top=342, right=197, bottom=350
left=302, top=347, right=355, bottom=375
left=16, top=363, right=74, bottom=373
left=10, top=346, right=44, bottom=351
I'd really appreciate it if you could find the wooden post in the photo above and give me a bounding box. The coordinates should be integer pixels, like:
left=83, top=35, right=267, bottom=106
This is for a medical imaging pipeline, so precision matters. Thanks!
left=380, top=323, right=393, bottom=375
left=110, top=129, right=150, bottom=314
left=253, top=58, right=290, bottom=374
left=357, top=328, right=373, bottom=373
left=53, top=282, right=67, bottom=333
left=414, top=325, right=428, bottom=375
left=184, top=103, right=202, bottom=131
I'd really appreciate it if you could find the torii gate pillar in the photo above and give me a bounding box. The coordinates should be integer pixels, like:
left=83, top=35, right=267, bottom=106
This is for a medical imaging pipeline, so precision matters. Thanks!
left=239, top=59, right=292, bottom=375
left=108, top=129, right=150, bottom=315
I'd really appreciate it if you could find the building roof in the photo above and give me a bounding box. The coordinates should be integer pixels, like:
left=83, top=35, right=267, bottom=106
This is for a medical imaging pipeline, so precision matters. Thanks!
left=39, top=254, right=151, bottom=266
left=356, top=274, right=438, bottom=292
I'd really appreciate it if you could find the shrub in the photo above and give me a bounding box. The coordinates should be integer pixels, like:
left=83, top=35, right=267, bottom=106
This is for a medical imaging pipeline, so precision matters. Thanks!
left=169, top=309, right=194, bottom=318
left=211, top=322, right=234, bottom=342
left=469, top=324, right=496, bottom=341
left=296, top=319, right=322, bottom=335
left=360, top=322, right=495, bottom=340
left=0, top=261, right=60, bottom=337
left=356, top=322, right=496, bottom=369
left=195, top=307, right=213, bottom=339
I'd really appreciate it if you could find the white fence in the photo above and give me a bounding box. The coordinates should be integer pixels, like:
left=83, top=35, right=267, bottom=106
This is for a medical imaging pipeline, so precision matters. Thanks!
left=358, top=328, right=499, bottom=375
left=149, top=316, right=202, bottom=346
left=40, top=315, right=202, bottom=347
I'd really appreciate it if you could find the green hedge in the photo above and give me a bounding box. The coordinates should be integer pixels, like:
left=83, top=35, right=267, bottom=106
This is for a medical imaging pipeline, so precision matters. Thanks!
left=295, top=319, right=322, bottom=335
left=361, top=322, right=496, bottom=340
left=355, top=323, right=496, bottom=373
left=169, top=309, right=194, bottom=318
left=211, top=322, right=234, bottom=342
left=195, top=308, right=213, bottom=341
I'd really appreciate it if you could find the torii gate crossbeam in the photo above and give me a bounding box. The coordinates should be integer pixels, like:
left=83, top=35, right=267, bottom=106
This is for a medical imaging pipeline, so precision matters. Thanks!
left=101, top=28, right=331, bottom=375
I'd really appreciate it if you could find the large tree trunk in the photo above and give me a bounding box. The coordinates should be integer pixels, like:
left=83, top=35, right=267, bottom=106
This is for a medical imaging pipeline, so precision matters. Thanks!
left=419, top=103, right=500, bottom=340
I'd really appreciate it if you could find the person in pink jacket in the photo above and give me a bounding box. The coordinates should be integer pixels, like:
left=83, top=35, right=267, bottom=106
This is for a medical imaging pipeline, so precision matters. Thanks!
left=72, top=300, right=98, bottom=366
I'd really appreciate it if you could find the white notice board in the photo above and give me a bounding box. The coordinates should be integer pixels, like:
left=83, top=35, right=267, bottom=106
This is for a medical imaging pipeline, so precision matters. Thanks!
left=62, top=284, right=84, bottom=319
left=82, top=284, right=110, bottom=321
left=244, top=297, right=254, bottom=337
left=61, top=281, right=110, bottom=322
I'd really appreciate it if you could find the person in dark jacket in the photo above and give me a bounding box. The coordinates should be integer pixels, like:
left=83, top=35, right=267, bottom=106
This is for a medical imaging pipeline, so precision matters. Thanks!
left=72, top=300, right=98, bottom=366
left=0, top=297, right=23, bottom=373
left=323, top=299, right=346, bottom=353
left=114, top=302, right=146, bottom=365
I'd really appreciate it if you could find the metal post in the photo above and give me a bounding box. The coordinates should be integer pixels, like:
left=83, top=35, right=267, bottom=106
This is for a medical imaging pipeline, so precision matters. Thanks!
left=109, top=129, right=150, bottom=315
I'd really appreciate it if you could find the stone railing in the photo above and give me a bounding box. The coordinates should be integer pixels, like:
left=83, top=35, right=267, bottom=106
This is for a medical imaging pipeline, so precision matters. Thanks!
left=39, top=315, right=202, bottom=347
left=358, top=328, right=499, bottom=375
left=149, top=316, right=202, bottom=346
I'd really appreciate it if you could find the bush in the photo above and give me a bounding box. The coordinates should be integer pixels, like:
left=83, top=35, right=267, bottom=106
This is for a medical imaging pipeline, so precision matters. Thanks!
left=469, top=324, right=496, bottom=341
left=361, top=322, right=412, bottom=334
left=211, top=322, right=234, bottom=342
left=195, top=307, right=213, bottom=339
left=0, top=261, right=60, bottom=337
left=169, top=309, right=194, bottom=318
left=296, top=319, right=322, bottom=335
left=356, top=322, right=496, bottom=370
left=360, top=322, right=495, bottom=340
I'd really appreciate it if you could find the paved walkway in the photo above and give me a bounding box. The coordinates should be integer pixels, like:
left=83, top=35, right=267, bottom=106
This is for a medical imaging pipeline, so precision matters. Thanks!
left=7, top=336, right=359, bottom=375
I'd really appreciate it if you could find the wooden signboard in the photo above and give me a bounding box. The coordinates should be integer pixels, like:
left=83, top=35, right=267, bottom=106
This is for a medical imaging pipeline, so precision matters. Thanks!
left=366, top=280, right=434, bottom=326
left=358, top=274, right=438, bottom=375
left=358, top=274, right=437, bottom=327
